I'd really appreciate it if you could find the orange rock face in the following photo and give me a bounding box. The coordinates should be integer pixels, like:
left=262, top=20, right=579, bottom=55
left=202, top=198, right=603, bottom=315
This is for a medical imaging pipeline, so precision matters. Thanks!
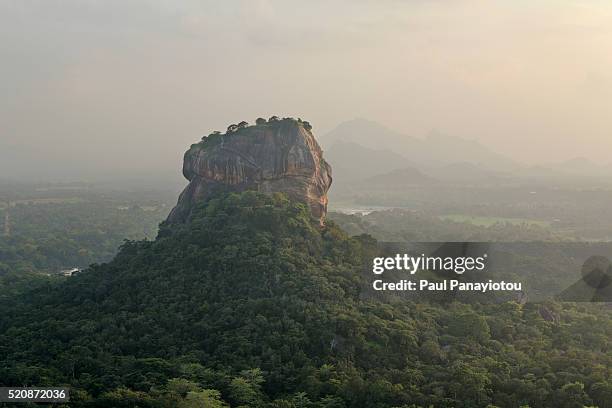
left=167, top=119, right=332, bottom=224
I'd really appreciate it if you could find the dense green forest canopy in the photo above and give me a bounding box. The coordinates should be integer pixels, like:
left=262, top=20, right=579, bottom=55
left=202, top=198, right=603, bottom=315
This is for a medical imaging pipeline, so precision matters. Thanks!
left=1, top=192, right=611, bottom=408
left=0, top=195, right=169, bottom=297
left=329, top=210, right=563, bottom=242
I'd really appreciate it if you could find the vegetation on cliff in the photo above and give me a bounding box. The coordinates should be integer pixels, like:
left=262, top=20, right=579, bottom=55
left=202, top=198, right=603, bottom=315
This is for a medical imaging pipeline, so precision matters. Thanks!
left=199, top=117, right=312, bottom=149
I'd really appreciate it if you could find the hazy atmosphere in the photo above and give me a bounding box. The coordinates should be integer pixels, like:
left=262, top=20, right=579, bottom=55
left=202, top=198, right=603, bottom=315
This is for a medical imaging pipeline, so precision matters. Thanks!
left=2, top=0, right=612, bottom=182
left=3, top=3, right=612, bottom=407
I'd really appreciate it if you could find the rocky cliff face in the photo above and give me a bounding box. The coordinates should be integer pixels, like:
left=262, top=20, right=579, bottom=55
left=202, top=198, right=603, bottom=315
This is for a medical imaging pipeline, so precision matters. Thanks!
left=167, top=118, right=332, bottom=224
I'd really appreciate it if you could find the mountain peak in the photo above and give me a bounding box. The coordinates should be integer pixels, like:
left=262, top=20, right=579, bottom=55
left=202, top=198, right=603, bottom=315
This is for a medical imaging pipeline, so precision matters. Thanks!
left=322, top=118, right=411, bottom=149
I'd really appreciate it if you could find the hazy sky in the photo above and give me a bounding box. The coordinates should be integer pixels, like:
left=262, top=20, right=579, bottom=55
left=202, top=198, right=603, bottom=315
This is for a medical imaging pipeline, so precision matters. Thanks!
left=2, top=0, right=612, bottom=181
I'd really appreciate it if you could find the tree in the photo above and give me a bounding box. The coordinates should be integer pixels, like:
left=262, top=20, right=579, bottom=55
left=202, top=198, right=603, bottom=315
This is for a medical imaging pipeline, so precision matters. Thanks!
left=591, top=382, right=612, bottom=408
left=447, top=310, right=491, bottom=342
left=556, top=382, right=591, bottom=408
left=202, top=131, right=221, bottom=140
left=228, top=369, right=265, bottom=407
left=98, top=387, right=154, bottom=407
left=302, top=121, right=312, bottom=131
left=237, top=121, right=249, bottom=129
left=179, top=390, right=229, bottom=408
left=166, top=378, right=200, bottom=396
left=256, top=117, right=267, bottom=125
left=449, top=361, right=492, bottom=406
left=419, top=339, right=442, bottom=363
left=269, top=115, right=280, bottom=122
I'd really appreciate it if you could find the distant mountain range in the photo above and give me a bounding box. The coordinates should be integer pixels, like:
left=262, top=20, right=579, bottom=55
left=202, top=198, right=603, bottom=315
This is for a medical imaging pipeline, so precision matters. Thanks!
left=549, top=157, right=612, bottom=177
left=325, top=141, right=409, bottom=182
left=361, top=167, right=436, bottom=188
left=322, top=118, right=519, bottom=172
left=426, top=162, right=510, bottom=184
left=323, top=118, right=612, bottom=188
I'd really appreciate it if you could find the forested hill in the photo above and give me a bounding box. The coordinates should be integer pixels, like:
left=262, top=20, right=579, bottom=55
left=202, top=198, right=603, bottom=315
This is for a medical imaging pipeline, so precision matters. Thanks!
left=1, top=192, right=612, bottom=408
